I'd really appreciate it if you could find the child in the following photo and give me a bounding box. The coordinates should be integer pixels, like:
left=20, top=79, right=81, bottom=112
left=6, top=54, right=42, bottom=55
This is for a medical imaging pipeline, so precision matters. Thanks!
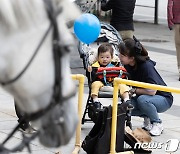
left=88, top=43, right=130, bottom=108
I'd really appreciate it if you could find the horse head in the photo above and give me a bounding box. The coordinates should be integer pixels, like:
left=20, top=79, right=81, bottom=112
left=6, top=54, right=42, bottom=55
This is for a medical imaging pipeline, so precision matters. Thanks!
left=0, top=0, right=81, bottom=148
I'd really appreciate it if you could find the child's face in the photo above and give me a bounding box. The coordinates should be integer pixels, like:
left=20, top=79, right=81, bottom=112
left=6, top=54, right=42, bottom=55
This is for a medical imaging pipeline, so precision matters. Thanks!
left=98, top=51, right=112, bottom=66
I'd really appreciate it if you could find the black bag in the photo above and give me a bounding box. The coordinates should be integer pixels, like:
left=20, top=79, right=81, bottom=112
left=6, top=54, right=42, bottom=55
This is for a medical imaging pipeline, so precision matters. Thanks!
left=88, top=102, right=102, bottom=123
left=82, top=103, right=128, bottom=154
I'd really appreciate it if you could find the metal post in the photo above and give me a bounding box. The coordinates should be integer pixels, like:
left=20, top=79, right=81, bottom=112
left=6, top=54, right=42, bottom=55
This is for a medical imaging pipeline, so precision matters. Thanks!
left=71, top=74, right=85, bottom=154
left=110, top=78, right=180, bottom=154
left=154, top=0, right=159, bottom=24
left=116, top=78, right=180, bottom=94
left=110, top=82, right=119, bottom=154
left=110, top=80, right=134, bottom=154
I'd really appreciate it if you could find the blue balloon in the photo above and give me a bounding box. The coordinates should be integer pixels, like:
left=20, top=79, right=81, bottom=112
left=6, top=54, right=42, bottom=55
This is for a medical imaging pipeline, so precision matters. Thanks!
left=74, top=13, right=101, bottom=44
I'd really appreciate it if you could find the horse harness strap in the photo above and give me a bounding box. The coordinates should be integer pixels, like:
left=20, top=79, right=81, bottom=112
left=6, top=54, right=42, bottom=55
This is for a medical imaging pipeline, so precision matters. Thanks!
left=0, top=0, right=75, bottom=121
left=0, top=1, right=76, bottom=152
left=0, top=25, right=52, bottom=86
left=26, top=0, right=76, bottom=121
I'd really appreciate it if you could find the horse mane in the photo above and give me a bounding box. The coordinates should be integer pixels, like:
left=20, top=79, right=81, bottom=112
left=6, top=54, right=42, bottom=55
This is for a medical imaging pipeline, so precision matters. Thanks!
left=0, top=0, right=80, bottom=33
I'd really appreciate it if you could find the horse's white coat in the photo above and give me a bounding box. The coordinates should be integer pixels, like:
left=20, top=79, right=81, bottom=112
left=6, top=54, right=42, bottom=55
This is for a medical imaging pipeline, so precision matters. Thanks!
left=0, top=0, right=81, bottom=147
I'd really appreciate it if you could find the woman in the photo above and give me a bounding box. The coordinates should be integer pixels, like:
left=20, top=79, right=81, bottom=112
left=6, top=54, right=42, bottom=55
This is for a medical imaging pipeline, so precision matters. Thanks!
left=118, top=37, right=173, bottom=136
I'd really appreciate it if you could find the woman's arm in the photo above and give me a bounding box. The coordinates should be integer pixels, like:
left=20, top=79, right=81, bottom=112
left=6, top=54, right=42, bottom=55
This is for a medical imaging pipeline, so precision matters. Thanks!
left=134, top=60, right=159, bottom=96
left=136, top=88, right=156, bottom=96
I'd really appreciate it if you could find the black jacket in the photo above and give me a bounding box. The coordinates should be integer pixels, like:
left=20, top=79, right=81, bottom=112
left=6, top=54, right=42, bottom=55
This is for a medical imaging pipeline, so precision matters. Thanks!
left=125, top=59, right=173, bottom=106
left=101, top=0, right=136, bottom=31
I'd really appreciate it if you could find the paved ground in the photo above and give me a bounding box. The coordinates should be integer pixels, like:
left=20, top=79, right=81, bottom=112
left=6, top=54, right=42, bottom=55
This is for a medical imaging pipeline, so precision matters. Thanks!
left=0, top=20, right=180, bottom=154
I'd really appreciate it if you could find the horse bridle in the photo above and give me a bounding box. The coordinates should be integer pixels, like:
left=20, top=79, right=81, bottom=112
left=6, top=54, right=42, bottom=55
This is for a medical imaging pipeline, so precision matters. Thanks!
left=0, top=0, right=76, bottom=152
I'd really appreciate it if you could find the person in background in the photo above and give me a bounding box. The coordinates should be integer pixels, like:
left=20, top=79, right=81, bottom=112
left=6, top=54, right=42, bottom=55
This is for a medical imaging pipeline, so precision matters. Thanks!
left=101, top=0, right=136, bottom=40
left=167, top=0, right=180, bottom=81
left=118, top=37, right=173, bottom=136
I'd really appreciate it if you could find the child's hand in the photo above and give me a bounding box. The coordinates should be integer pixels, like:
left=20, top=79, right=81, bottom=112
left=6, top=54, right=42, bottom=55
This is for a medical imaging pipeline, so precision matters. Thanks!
left=88, top=66, right=92, bottom=72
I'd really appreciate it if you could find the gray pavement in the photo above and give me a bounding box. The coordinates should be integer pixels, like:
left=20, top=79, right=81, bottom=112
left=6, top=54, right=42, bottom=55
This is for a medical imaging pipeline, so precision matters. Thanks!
left=0, top=20, right=180, bottom=154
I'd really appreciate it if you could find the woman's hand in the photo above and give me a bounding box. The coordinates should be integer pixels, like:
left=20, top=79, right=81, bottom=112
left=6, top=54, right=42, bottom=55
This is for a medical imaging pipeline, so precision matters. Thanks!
left=129, top=87, right=137, bottom=97
left=136, top=88, right=156, bottom=96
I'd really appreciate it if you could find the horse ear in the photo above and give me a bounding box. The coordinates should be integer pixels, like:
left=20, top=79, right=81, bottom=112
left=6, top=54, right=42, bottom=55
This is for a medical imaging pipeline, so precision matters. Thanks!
left=59, top=0, right=81, bottom=22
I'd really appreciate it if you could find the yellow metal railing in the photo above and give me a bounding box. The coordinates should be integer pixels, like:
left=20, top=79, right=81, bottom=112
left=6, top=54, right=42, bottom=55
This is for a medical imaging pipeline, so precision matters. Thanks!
left=110, top=78, right=180, bottom=154
left=71, top=74, right=85, bottom=154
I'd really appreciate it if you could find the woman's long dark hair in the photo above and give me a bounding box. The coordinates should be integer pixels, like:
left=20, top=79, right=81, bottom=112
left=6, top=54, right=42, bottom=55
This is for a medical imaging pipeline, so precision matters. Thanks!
left=118, top=36, right=149, bottom=63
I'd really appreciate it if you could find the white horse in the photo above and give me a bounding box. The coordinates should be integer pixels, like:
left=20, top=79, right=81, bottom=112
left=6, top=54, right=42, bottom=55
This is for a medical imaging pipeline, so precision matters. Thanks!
left=0, top=0, right=81, bottom=149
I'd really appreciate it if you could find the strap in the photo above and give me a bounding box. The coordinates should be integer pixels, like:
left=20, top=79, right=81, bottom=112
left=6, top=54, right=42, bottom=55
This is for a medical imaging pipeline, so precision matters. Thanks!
left=118, top=70, right=123, bottom=78
left=103, top=70, right=107, bottom=85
